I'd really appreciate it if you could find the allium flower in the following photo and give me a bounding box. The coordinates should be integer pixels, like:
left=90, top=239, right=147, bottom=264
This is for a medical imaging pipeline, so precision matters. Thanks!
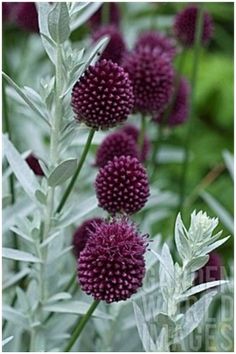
left=95, top=155, right=149, bottom=215
left=2, top=3, right=11, bottom=22
left=72, top=218, right=103, bottom=259
left=174, top=6, right=214, bottom=47
left=71, top=59, right=134, bottom=130
left=153, top=77, right=190, bottom=126
left=89, top=2, right=121, bottom=30
left=119, top=124, right=150, bottom=162
left=95, top=131, right=139, bottom=168
left=195, top=252, right=223, bottom=284
left=92, top=25, right=126, bottom=64
left=26, top=153, right=44, bottom=176
left=78, top=218, right=148, bottom=303
left=135, top=31, right=177, bottom=59
left=15, top=2, right=39, bottom=32
left=122, top=47, right=174, bottom=114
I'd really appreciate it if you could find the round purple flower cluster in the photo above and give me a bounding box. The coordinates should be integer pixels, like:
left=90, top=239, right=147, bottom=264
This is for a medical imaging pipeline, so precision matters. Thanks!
left=78, top=218, right=147, bottom=303
left=135, top=31, right=177, bottom=59
left=71, top=59, right=134, bottom=130
left=95, top=155, right=149, bottom=215
left=92, top=25, right=126, bottom=64
left=95, top=131, right=139, bottom=168
left=122, top=47, right=174, bottom=114
left=72, top=218, right=103, bottom=259
left=174, top=6, right=214, bottom=47
left=154, top=77, right=190, bottom=126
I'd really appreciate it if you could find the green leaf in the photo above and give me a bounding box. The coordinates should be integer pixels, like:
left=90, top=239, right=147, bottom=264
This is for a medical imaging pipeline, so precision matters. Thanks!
left=223, top=150, right=234, bottom=180
left=175, top=213, right=191, bottom=262
left=43, top=300, right=113, bottom=320
left=2, top=72, right=50, bottom=126
left=180, top=280, right=229, bottom=300
left=56, top=195, right=98, bottom=228
left=48, top=159, right=77, bottom=187
left=85, top=36, right=110, bottom=68
left=48, top=3, right=70, bottom=44
left=3, top=248, right=42, bottom=263
left=10, top=226, right=33, bottom=244
left=199, top=235, right=230, bottom=255
left=35, top=189, right=47, bottom=205
left=201, top=191, right=233, bottom=234
left=3, top=197, right=35, bottom=233
left=186, top=255, right=209, bottom=273
left=3, top=136, right=40, bottom=204
left=2, top=305, right=29, bottom=329
left=133, top=302, right=156, bottom=351
left=70, top=2, right=102, bottom=31
left=3, top=268, right=31, bottom=290
left=46, top=292, right=72, bottom=303
left=38, top=3, right=56, bottom=63
left=173, top=291, right=217, bottom=343
left=2, top=336, right=14, bottom=348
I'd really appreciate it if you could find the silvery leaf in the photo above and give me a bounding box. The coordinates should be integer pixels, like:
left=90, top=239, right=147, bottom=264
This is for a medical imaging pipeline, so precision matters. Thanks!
left=3, top=136, right=40, bottom=204
left=3, top=248, right=42, bottom=263
left=48, top=158, right=78, bottom=187
left=173, top=290, right=217, bottom=343
left=48, top=3, right=70, bottom=44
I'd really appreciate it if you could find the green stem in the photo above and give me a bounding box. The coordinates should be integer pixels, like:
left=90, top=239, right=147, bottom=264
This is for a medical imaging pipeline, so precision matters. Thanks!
left=56, top=128, right=96, bottom=213
left=3, top=79, right=19, bottom=275
left=150, top=124, right=163, bottom=183
left=2, top=82, right=15, bottom=204
left=64, top=300, right=100, bottom=352
left=149, top=49, right=187, bottom=183
left=178, top=5, right=204, bottom=212
left=30, top=44, right=64, bottom=351
left=101, top=2, right=109, bottom=24
left=137, top=114, right=146, bottom=152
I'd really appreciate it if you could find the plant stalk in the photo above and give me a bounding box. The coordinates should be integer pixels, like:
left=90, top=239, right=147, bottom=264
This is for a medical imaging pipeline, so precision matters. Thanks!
left=150, top=48, right=187, bottom=183
left=56, top=128, right=96, bottom=213
left=64, top=300, right=100, bottom=352
left=30, top=43, right=64, bottom=351
left=137, top=114, right=146, bottom=152
left=178, top=5, right=204, bottom=212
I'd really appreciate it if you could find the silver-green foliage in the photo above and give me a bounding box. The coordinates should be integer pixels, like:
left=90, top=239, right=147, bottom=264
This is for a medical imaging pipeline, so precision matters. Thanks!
left=133, top=211, right=230, bottom=352
left=2, top=3, right=110, bottom=352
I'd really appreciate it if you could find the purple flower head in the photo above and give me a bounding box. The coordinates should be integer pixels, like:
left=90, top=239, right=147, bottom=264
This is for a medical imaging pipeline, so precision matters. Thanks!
left=122, top=47, right=174, bottom=115
left=2, top=3, right=12, bottom=22
left=71, top=59, right=134, bottom=130
left=95, top=155, right=149, bottom=215
left=15, top=2, right=39, bottom=32
left=153, top=77, right=190, bottom=126
left=119, top=124, right=150, bottom=162
left=26, top=153, right=44, bottom=176
left=72, top=218, right=103, bottom=259
left=92, top=25, right=126, bottom=64
left=95, top=131, right=139, bottom=168
left=89, top=2, right=121, bottom=30
left=174, top=6, right=214, bottom=47
left=135, top=31, right=177, bottom=59
left=195, top=252, right=223, bottom=285
left=78, top=218, right=148, bottom=303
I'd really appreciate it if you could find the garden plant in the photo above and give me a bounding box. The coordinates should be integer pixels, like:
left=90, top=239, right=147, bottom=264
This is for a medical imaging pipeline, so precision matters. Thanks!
left=2, top=2, right=234, bottom=352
